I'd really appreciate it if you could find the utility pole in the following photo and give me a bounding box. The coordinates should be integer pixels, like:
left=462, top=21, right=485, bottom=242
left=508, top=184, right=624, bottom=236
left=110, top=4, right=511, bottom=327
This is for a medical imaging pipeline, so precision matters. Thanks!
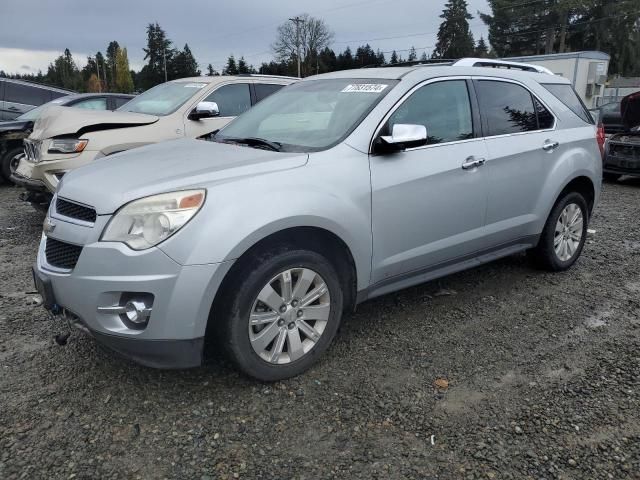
left=289, top=16, right=305, bottom=78
left=163, top=48, right=168, bottom=83
left=95, top=58, right=102, bottom=92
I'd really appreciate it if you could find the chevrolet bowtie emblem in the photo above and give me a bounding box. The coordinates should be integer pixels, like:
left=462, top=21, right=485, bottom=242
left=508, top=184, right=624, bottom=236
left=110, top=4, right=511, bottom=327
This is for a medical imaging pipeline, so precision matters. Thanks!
left=43, top=217, right=56, bottom=235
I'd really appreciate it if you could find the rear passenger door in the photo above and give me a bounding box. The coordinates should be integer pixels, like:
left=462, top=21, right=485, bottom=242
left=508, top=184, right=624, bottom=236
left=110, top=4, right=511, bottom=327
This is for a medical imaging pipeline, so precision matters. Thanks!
left=474, top=79, right=557, bottom=245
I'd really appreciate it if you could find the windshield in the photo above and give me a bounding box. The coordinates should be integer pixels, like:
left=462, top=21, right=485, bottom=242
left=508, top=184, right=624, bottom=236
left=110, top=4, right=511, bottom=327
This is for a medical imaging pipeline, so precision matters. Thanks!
left=118, top=81, right=207, bottom=116
left=216, top=78, right=397, bottom=152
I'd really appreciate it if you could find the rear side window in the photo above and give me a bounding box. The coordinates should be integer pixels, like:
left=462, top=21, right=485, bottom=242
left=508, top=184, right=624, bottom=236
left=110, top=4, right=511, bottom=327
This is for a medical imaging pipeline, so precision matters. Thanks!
left=388, top=80, right=474, bottom=145
left=205, top=83, right=251, bottom=117
left=476, top=80, right=545, bottom=136
left=255, top=83, right=284, bottom=103
left=542, top=83, right=594, bottom=124
left=5, top=83, right=48, bottom=105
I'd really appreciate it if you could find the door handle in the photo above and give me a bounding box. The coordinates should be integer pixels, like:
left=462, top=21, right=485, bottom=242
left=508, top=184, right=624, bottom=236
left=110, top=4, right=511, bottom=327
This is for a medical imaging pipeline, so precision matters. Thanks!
left=462, top=156, right=486, bottom=170
left=542, top=140, right=560, bottom=151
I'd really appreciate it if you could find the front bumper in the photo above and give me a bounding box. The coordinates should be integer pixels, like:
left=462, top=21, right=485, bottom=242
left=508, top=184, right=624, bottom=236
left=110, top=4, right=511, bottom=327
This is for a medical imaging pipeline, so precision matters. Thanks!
left=14, top=149, right=92, bottom=193
left=603, top=137, right=640, bottom=177
left=35, top=215, right=232, bottom=368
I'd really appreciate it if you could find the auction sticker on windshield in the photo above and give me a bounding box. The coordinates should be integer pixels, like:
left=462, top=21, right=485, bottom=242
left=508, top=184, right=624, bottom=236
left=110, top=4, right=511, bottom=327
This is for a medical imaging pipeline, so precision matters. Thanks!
left=341, top=84, right=388, bottom=93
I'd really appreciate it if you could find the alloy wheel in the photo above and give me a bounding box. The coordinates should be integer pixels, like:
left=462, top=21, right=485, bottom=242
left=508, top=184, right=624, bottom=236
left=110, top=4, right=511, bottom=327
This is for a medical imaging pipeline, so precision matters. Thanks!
left=248, top=268, right=330, bottom=364
left=554, top=203, right=584, bottom=261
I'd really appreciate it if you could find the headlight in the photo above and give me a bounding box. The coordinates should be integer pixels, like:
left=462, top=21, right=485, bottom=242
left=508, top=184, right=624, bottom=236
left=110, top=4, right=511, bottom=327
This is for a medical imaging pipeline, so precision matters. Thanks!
left=48, top=139, right=88, bottom=154
left=101, top=190, right=206, bottom=250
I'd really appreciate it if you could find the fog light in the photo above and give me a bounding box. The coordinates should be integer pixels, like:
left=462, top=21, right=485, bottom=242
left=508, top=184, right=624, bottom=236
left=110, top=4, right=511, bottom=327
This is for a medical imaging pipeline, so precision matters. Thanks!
left=97, top=294, right=154, bottom=330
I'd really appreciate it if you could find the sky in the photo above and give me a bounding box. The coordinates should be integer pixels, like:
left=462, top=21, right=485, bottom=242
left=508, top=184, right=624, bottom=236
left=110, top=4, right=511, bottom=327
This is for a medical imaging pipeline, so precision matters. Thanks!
left=0, top=0, right=490, bottom=75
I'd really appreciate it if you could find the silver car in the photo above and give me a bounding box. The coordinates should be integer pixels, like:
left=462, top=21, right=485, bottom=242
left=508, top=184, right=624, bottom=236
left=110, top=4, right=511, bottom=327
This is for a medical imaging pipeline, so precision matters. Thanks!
left=33, top=60, right=602, bottom=381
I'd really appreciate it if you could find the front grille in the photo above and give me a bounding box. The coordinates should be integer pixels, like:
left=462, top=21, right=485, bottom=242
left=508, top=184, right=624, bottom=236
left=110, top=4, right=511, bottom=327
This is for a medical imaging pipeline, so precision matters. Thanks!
left=56, top=198, right=97, bottom=223
left=45, top=238, right=82, bottom=270
left=24, top=139, right=42, bottom=163
left=609, top=142, right=640, bottom=159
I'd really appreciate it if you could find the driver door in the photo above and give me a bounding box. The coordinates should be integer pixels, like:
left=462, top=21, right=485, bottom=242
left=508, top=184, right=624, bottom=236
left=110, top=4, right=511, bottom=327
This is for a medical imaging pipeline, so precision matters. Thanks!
left=370, top=79, right=490, bottom=284
left=184, top=83, right=252, bottom=138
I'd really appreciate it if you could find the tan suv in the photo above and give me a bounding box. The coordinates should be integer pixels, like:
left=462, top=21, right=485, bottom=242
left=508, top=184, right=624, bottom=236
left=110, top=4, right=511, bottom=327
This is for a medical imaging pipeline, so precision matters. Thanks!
left=13, top=75, right=296, bottom=195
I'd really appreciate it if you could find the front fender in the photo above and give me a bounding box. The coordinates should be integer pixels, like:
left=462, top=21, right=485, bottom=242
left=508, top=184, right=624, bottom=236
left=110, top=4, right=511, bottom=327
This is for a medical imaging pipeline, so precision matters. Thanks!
left=158, top=150, right=373, bottom=291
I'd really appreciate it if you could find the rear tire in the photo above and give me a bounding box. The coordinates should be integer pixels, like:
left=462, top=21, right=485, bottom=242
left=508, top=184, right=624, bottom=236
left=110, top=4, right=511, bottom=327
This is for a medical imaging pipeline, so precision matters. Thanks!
left=531, top=192, right=588, bottom=272
left=217, top=246, right=344, bottom=381
left=1, top=146, right=24, bottom=182
left=603, top=172, right=621, bottom=182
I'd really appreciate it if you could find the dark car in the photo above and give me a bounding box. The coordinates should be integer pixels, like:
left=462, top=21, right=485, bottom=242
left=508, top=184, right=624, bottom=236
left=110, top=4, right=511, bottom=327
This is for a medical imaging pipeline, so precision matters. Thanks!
left=598, top=101, right=626, bottom=135
left=603, top=91, right=640, bottom=181
left=0, top=93, right=134, bottom=183
left=0, top=78, right=73, bottom=120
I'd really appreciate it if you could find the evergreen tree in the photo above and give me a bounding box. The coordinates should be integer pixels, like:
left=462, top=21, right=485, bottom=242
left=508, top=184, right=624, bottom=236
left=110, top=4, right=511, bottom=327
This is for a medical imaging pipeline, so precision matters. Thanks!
left=115, top=47, right=134, bottom=93
left=407, top=46, right=417, bottom=61
left=355, top=44, right=377, bottom=67
left=237, top=56, right=251, bottom=74
left=376, top=49, right=386, bottom=65
left=420, top=51, right=428, bottom=62
left=224, top=55, right=238, bottom=75
left=171, top=43, right=200, bottom=78
left=46, top=49, right=82, bottom=90
left=336, top=47, right=354, bottom=70
left=140, top=23, right=175, bottom=88
left=432, top=0, right=475, bottom=59
left=105, top=41, right=120, bottom=89
left=318, top=47, right=337, bottom=72
left=475, top=36, right=489, bottom=57
left=390, top=50, right=399, bottom=64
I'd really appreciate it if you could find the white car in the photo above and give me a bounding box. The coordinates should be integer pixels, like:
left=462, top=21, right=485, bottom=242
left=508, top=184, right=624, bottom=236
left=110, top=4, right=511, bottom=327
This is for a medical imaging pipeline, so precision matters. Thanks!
left=13, top=75, right=296, bottom=195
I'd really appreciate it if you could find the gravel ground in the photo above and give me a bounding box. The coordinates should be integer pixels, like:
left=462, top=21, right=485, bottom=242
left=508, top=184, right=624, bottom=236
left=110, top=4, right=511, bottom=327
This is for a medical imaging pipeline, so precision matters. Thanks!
left=1, top=180, right=639, bottom=480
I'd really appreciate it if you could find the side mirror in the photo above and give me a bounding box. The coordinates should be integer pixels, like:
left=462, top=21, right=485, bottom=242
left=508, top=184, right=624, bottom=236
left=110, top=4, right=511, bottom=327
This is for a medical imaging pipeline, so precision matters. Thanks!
left=188, top=101, right=220, bottom=120
left=379, top=124, right=427, bottom=151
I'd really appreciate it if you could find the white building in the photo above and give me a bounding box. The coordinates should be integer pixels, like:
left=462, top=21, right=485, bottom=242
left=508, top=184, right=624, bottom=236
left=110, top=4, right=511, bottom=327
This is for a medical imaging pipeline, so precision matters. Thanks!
left=505, top=51, right=610, bottom=109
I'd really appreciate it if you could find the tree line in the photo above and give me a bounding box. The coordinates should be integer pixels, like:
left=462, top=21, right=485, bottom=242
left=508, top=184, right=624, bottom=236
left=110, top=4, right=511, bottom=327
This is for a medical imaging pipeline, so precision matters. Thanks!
left=1, top=0, right=638, bottom=93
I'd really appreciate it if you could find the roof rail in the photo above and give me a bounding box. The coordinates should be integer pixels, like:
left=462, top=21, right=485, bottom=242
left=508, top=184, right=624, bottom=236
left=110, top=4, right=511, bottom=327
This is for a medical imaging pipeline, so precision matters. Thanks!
left=363, top=59, right=453, bottom=69
left=236, top=73, right=300, bottom=80
left=453, top=58, right=555, bottom=75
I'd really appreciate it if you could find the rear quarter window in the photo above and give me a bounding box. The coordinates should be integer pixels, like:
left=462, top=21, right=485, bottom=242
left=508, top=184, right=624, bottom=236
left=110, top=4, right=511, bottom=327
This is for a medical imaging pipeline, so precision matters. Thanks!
left=542, top=84, right=594, bottom=125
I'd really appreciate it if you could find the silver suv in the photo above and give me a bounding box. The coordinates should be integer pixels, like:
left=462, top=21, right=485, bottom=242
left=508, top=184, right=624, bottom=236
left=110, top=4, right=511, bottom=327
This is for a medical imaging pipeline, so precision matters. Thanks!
left=34, top=60, right=602, bottom=381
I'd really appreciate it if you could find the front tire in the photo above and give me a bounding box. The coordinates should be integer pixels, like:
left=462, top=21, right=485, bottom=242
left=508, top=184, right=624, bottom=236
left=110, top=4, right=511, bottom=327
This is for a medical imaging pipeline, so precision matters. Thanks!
left=531, top=192, right=588, bottom=272
left=219, top=247, right=344, bottom=381
left=1, top=146, right=24, bottom=182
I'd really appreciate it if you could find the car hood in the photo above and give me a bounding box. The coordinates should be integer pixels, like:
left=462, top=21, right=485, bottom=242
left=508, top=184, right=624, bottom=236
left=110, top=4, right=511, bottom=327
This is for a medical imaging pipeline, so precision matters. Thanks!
left=30, top=106, right=158, bottom=140
left=57, top=139, right=309, bottom=214
left=0, top=119, right=32, bottom=134
left=621, top=92, right=640, bottom=130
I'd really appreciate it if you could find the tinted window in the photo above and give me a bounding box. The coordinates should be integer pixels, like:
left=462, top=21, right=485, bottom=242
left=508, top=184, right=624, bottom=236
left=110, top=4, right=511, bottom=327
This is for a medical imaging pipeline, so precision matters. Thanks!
left=388, top=80, right=473, bottom=144
left=534, top=98, right=554, bottom=129
left=255, top=83, right=284, bottom=103
left=542, top=83, right=594, bottom=124
left=477, top=81, right=539, bottom=136
left=113, top=97, right=131, bottom=108
left=74, top=98, right=108, bottom=110
left=5, top=83, right=48, bottom=105
left=205, top=84, right=251, bottom=117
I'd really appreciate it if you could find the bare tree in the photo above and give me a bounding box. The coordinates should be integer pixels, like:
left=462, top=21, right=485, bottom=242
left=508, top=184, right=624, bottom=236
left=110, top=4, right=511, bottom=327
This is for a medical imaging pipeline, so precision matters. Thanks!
left=272, top=14, right=334, bottom=77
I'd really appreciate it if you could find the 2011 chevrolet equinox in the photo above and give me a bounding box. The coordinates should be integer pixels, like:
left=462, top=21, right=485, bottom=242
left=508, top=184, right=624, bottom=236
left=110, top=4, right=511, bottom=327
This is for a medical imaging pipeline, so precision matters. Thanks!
left=33, top=59, right=602, bottom=381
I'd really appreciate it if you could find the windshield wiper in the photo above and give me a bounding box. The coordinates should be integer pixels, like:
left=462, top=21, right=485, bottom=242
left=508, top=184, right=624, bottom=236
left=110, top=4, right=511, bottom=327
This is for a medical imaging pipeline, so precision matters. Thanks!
left=223, top=136, right=282, bottom=152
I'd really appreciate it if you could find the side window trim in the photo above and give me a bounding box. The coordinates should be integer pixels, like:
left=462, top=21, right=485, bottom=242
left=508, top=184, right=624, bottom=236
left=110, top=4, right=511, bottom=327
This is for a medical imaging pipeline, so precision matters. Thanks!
left=370, top=76, right=480, bottom=155
left=471, top=77, right=557, bottom=139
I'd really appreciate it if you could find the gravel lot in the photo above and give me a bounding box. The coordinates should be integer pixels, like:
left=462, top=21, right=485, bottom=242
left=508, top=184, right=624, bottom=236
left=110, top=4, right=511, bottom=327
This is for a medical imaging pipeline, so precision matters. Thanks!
left=1, top=180, right=639, bottom=480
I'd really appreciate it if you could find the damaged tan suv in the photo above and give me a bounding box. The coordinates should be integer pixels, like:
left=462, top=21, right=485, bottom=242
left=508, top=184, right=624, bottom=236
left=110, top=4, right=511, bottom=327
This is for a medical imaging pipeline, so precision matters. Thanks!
left=12, top=75, right=296, bottom=196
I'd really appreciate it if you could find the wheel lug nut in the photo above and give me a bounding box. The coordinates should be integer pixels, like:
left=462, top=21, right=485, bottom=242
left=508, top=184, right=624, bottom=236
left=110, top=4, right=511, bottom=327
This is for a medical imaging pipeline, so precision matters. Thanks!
left=291, top=300, right=298, bottom=307
left=297, top=310, right=303, bottom=317
left=279, top=305, right=287, bottom=313
left=277, top=318, right=285, bottom=327
left=288, top=322, right=295, bottom=329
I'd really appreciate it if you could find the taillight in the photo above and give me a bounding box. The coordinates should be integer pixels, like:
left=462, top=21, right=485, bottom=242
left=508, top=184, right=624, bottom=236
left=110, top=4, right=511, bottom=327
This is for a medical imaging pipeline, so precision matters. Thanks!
left=596, top=123, right=606, bottom=158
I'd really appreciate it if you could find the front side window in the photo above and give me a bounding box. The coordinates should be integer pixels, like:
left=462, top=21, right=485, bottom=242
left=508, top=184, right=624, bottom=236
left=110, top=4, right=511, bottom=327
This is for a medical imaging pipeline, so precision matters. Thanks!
left=216, top=78, right=397, bottom=152
left=387, top=80, right=473, bottom=145
left=119, top=81, right=207, bottom=116
left=204, top=83, right=251, bottom=117
left=476, top=80, right=541, bottom=136
left=74, top=98, right=108, bottom=110
left=255, top=83, right=284, bottom=103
